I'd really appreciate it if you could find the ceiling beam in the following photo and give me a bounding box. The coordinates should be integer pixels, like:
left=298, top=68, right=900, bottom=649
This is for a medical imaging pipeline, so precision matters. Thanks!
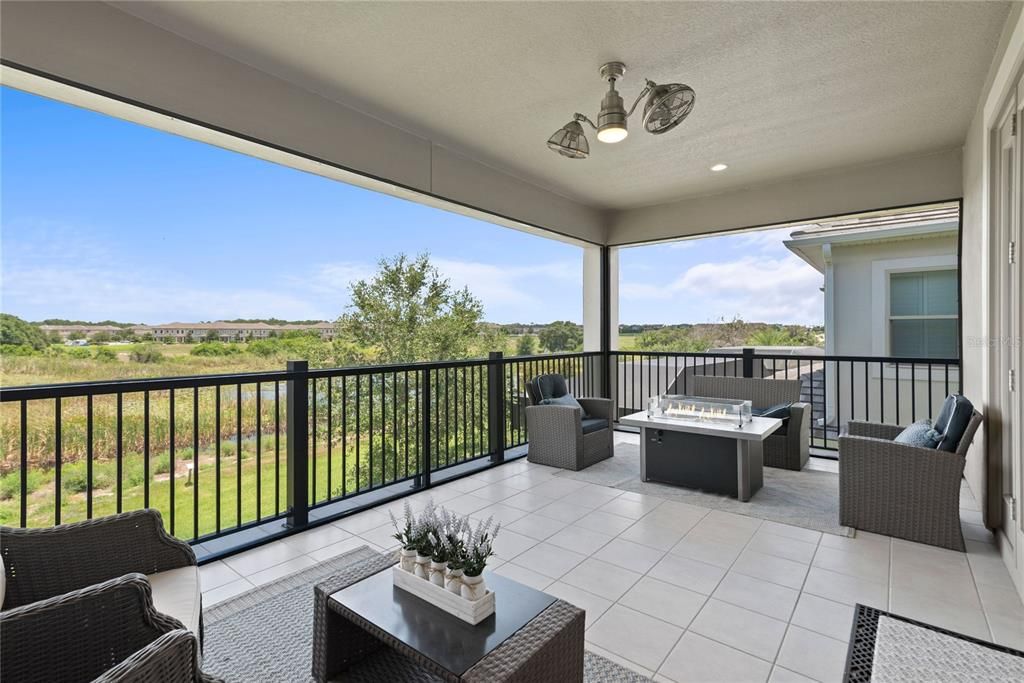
left=605, top=148, right=963, bottom=246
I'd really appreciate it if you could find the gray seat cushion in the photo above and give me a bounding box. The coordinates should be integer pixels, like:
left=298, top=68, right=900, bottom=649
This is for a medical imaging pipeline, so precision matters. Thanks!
left=581, top=418, right=608, bottom=434
left=147, top=566, right=201, bottom=635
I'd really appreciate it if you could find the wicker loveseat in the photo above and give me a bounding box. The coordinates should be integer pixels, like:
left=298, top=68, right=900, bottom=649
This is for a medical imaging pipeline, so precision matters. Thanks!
left=525, top=374, right=613, bottom=471
left=692, top=376, right=811, bottom=471
left=0, top=509, right=217, bottom=682
left=839, top=405, right=983, bottom=551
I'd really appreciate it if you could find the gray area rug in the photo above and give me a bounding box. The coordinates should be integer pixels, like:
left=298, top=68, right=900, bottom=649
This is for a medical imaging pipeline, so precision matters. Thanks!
left=204, top=545, right=650, bottom=682
left=555, top=440, right=852, bottom=536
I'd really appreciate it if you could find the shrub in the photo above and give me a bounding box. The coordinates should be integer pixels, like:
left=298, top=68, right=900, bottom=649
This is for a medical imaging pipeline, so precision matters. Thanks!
left=94, top=347, right=118, bottom=362
left=0, top=468, right=46, bottom=500
left=191, top=342, right=241, bottom=357
left=130, top=345, right=163, bottom=363
left=0, top=343, right=39, bottom=357
left=65, top=347, right=92, bottom=360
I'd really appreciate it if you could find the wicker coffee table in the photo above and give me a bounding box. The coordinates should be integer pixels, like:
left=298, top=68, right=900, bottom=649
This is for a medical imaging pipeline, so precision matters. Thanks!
left=312, top=550, right=584, bottom=682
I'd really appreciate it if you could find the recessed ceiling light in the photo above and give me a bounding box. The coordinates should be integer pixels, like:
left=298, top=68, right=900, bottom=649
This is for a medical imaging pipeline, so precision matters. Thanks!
left=710, top=163, right=728, bottom=172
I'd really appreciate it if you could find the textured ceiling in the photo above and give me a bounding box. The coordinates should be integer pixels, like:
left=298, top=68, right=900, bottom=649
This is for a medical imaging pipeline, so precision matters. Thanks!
left=113, top=1, right=1010, bottom=210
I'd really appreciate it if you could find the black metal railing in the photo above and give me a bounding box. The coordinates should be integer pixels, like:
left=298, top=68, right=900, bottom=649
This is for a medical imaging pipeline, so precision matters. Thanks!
left=0, top=347, right=958, bottom=544
left=0, top=351, right=601, bottom=543
left=610, top=349, right=960, bottom=452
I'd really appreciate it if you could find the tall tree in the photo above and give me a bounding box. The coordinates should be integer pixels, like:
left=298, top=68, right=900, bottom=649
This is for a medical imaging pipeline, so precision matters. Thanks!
left=339, top=253, right=484, bottom=362
left=515, top=335, right=538, bottom=356
left=538, top=321, right=583, bottom=352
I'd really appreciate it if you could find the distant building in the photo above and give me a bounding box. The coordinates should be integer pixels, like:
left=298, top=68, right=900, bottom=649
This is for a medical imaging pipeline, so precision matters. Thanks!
left=39, top=324, right=125, bottom=339
left=143, top=321, right=336, bottom=343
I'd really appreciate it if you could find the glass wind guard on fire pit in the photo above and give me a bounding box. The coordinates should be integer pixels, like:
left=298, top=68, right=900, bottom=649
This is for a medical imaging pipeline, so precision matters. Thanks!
left=649, top=395, right=752, bottom=428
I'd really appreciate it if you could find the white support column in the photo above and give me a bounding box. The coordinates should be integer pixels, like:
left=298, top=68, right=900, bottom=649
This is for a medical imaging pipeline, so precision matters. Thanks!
left=582, top=245, right=619, bottom=352
left=583, top=245, right=602, bottom=352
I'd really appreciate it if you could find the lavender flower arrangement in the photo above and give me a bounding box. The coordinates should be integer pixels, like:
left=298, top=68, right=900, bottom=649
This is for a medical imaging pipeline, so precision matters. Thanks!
left=395, top=498, right=500, bottom=577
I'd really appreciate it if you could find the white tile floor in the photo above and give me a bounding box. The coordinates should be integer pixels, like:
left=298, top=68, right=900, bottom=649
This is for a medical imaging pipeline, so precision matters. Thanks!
left=199, top=433, right=1024, bottom=683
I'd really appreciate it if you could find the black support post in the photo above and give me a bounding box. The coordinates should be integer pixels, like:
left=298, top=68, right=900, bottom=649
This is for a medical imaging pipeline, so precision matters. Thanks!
left=488, top=351, right=506, bottom=464
left=600, top=245, right=612, bottom=399
left=286, top=360, right=309, bottom=529
left=742, top=348, right=755, bottom=378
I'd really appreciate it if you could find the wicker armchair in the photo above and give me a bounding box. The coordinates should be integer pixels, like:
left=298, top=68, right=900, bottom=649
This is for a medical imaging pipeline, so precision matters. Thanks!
left=1, top=574, right=216, bottom=682
left=839, top=411, right=983, bottom=551
left=525, top=374, right=613, bottom=471
left=692, top=376, right=810, bottom=470
left=1, top=509, right=217, bottom=682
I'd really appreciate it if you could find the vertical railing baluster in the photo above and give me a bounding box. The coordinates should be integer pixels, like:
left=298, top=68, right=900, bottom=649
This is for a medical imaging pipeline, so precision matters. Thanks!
left=169, top=388, right=176, bottom=535
left=421, top=367, right=432, bottom=488
left=879, top=361, right=885, bottom=425
left=471, top=364, right=478, bottom=456
left=193, top=387, right=200, bottom=539
left=392, top=371, right=398, bottom=481
left=144, top=392, right=150, bottom=509
left=87, top=395, right=93, bottom=519
left=275, top=381, right=280, bottom=514
left=19, top=400, right=27, bottom=528
left=404, top=372, right=410, bottom=477
left=355, top=374, right=361, bottom=491
left=342, top=375, right=348, bottom=497
left=116, top=392, right=123, bottom=513
left=235, top=384, right=242, bottom=526
left=312, top=378, right=318, bottom=502
left=910, top=362, right=917, bottom=422
left=808, top=360, right=815, bottom=448
left=863, top=362, right=869, bottom=422
left=256, top=382, right=262, bottom=519
left=326, top=377, right=332, bottom=500
left=54, top=398, right=62, bottom=526
left=369, top=374, right=375, bottom=487
left=895, top=362, right=901, bottom=425
left=215, top=387, right=221, bottom=533
left=927, top=363, right=933, bottom=418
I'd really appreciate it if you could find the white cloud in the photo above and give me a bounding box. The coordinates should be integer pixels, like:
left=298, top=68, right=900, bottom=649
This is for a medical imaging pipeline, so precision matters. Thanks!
left=621, top=255, right=823, bottom=325
left=432, top=257, right=579, bottom=311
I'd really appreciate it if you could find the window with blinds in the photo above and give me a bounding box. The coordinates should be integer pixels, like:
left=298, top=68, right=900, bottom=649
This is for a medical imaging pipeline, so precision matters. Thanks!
left=888, top=269, right=958, bottom=358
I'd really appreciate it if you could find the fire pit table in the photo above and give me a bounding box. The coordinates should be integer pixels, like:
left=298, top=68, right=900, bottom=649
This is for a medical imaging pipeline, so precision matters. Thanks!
left=620, top=395, right=782, bottom=501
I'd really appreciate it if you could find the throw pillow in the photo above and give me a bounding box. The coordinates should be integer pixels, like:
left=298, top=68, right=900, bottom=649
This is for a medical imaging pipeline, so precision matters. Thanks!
left=542, top=393, right=586, bottom=417
left=894, top=419, right=942, bottom=449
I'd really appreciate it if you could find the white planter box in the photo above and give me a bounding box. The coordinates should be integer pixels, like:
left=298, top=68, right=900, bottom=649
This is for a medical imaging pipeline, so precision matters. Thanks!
left=391, top=566, right=495, bottom=625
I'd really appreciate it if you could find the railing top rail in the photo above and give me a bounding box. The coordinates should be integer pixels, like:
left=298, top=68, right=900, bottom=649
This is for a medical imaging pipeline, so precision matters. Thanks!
left=611, top=350, right=744, bottom=359
left=610, top=350, right=959, bottom=365
left=0, top=368, right=299, bottom=401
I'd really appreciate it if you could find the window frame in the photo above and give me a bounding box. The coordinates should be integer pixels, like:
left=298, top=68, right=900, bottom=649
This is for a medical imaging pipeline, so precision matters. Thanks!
left=887, top=268, right=959, bottom=359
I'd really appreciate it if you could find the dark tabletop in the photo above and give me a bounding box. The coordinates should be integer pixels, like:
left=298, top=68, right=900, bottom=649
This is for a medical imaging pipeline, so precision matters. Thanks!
left=330, top=569, right=557, bottom=676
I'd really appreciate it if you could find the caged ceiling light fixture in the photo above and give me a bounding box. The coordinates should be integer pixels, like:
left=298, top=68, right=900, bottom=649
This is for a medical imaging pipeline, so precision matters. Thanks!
left=547, top=62, right=695, bottom=160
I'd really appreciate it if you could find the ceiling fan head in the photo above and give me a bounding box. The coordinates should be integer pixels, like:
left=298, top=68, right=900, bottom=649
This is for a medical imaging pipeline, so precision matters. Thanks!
left=547, top=119, right=590, bottom=159
left=596, top=62, right=629, bottom=143
left=643, top=82, right=696, bottom=135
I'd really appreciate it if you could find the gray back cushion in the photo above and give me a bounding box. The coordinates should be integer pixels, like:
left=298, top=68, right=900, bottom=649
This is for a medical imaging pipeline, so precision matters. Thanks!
left=933, top=394, right=975, bottom=453
left=692, top=376, right=800, bottom=409
left=529, top=374, right=568, bottom=405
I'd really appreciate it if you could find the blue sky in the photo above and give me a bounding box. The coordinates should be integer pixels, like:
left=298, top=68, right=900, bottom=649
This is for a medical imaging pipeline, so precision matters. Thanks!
left=1, top=86, right=823, bottom=326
